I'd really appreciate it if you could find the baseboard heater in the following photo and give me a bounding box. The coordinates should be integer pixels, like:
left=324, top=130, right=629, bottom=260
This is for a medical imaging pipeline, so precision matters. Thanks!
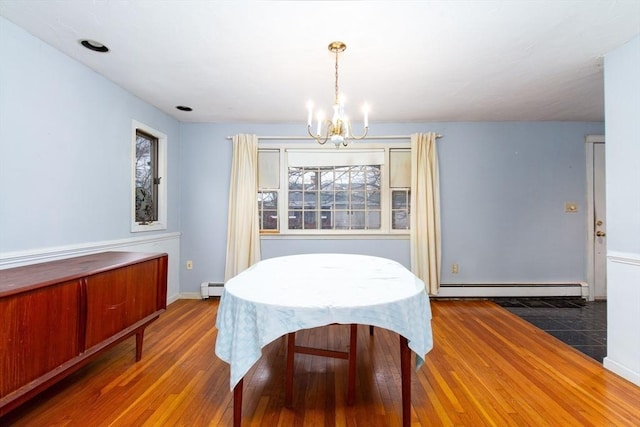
left=200, top=282, right=224, bottom=298
left=437, top=283, right=586, bottom=298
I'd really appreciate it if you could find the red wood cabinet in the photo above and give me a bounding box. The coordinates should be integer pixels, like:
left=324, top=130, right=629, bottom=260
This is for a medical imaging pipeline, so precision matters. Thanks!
left=0, top=251, right=168, bottom=416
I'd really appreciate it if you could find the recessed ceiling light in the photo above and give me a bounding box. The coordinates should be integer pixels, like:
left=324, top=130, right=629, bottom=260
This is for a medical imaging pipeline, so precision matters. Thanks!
left=176, top=106, right=193, bottom=112
left=80, top=39, right=109, bottom=53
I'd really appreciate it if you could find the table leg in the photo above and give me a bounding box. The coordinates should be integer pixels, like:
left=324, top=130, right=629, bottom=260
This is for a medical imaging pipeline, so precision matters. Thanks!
left=285, top=332, right=296, bottom=407
left=347, top=324, right=357, bottom=405
left=233, top=378, right=243, bottom=427
left=400, top=336, right=411, bottom=427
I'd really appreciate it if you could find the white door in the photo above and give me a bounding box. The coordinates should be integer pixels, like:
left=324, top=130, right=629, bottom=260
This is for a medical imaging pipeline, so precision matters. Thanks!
left=593, top=143, right=607, bottom=299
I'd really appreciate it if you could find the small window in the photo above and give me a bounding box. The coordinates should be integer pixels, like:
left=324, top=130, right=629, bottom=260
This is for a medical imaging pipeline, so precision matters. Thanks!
left=258, top=149, right=280, bottom=232
left=390, top=149, right=411, bottom=230
left=131, top=120, right=167, bottom=232
left=135, top=130, right=159, bottom=223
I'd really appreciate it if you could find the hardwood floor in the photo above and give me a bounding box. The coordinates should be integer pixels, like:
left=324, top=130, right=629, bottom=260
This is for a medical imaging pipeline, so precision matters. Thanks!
left=2, top=298, right=639, bottom=426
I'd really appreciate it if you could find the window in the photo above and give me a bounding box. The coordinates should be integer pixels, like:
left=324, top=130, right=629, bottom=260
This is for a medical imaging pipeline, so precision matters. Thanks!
left=131, top=120, right=167, bottom=232
left=288, top=165, right=381, bottom=230
left=389, top=149, right=411, bottom=230
left=258, top=149, right=280, bottom=232
left=258, top=143, right=410, bottom=235
left=135, top=130, right=159, bottom=223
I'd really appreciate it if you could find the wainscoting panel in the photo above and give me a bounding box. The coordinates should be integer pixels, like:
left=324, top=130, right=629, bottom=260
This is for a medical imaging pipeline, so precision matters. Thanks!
left=0, top=233, right=181, bottom=304
left=604, top=251, right=640, bottom=386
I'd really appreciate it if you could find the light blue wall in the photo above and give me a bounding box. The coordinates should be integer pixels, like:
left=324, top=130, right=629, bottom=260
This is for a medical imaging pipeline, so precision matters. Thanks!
left=605, top=35, right=640, bottom=254
left=0, top=17, right=181, bottom=252
left=603, top=34, right=640, bottom=385
left=178, top=121, right=603, bottom=294
left=0, top=15, right=607, bottom=299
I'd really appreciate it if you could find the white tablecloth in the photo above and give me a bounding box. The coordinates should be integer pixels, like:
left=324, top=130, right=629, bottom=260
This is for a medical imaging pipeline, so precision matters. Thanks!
left=215, top=253, right=433, bottom=389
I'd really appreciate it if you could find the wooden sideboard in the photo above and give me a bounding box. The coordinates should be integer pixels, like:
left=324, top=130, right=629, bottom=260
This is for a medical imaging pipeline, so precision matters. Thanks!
left=0, top=251, right=168, bottom=417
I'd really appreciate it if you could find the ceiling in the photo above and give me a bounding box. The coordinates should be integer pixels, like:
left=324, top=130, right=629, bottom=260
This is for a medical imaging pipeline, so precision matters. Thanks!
left=1, top=1, right=639, bottom=124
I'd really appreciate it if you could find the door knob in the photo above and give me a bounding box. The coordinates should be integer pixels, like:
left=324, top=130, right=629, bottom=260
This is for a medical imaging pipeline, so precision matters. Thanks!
left=596, top=231, right=606, bottom=237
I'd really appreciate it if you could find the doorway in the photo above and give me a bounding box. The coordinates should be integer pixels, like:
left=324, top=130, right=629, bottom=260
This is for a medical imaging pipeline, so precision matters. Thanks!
left=585, top=135, right=606, bottom=301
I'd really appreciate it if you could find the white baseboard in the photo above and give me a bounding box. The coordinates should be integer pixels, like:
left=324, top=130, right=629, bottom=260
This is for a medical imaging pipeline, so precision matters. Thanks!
left=437, top=282, right=586, bottom=298
left=180, top=292, right=205, bottom=300
left=167, top=294, right=182, bottom=305
left=604, top=357, right=640, bottom=387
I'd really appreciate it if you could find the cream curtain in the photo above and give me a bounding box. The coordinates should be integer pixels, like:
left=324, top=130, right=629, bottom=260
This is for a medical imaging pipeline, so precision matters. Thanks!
left=224, top=134, right=261, bottom=282
left=410, top=132, right=441, bottom=295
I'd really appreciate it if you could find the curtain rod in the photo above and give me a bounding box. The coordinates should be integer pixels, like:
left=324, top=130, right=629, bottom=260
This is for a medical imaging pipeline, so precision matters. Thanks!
left=225, top=134, right=442, bottom=140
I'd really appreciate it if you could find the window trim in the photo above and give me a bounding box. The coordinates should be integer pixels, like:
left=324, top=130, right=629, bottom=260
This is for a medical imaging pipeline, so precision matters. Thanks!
left=258, top=141, right=410, bottom=237
left=131, top=120, right=167, bottom=232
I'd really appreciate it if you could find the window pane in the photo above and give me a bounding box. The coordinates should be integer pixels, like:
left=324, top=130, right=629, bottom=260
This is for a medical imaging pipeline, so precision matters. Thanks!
left=320, top=210, right=333, bottom=229
left=289, top=191, right=303, bottom=209
left=352, top=191, right=365, bottom=208
left=334, top=167, right=350, bottom=187
left=336, top=191, right=348, bottom=208
left=390, top=149, right=411, bottom=188
left=303, top=191, right=317, bottom=209
left=351, top=211, right=366, bottom=229
left=367, top=190, right=381, bottom=208
left=289, top=167, right=303, bottom=189
left=258, top=191, right=278, bottom=231
left=334, top=210, right=350, bottom=229
left=392, top=191, right=408, bottom=208
left=320, top=170, right=335, bottom=190
left=392, top=189, right=411, bottom=230
left=303, top=210, right=317, bottom=229
left=368, top=211, right=381, bottom=229
left=289, top=210, right=302, bottom=229
left=262, top=210, right=278, bottom=230
left=320, top=191, right=334, bottom=207
left=258, top=149, right=280, bottom=189
left=392, top=211, right=410, bottom=230
left=367, top=167, right=381, bottom=190
left=135, top=131, right=158, bottom=223
left=302, top=170, right=317, bottom=190
left=351, top=168, right=366, bottom=190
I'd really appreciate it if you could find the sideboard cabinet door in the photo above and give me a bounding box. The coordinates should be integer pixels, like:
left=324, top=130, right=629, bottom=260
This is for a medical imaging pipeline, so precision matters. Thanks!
left=0, top=281, right=80, bottom=399
left=85, top=259, right=160, bottom=349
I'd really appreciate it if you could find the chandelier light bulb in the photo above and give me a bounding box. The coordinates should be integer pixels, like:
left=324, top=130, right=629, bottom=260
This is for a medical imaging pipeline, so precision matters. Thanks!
left=316, top=111, right=324, bottom=135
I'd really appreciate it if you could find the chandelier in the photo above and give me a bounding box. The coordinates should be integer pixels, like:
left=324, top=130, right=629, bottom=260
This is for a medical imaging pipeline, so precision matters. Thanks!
left=307, top=41, right=369, bottom=147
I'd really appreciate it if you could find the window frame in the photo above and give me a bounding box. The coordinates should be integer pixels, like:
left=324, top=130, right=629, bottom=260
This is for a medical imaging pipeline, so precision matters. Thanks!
left=258, top=141, right=410, bottom=236
left=131, top=120, right=167, bottom=232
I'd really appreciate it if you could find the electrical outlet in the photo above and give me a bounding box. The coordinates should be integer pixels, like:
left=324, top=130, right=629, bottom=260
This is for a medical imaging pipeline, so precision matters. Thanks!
left=186, top=260, right=193, bottom=270
left=452, top=263, right=459, bottom=274
left=565, top=202, right=578, bottom=213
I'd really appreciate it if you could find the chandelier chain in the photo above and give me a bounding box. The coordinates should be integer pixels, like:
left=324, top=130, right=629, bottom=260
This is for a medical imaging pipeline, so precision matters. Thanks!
left=334, top=50, right=339, bottom=104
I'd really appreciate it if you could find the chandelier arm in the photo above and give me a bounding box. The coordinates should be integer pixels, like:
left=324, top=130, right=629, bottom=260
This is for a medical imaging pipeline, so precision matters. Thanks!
left=307, top=120, right=337, bottom=145
left=307, top=125, right=328, bottom=145
left=347, top=126, right=369, bottom=141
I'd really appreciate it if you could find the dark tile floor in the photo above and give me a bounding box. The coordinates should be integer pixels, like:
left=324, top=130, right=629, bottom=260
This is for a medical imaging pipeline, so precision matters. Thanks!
left=491, top=297, right=607, bottom=363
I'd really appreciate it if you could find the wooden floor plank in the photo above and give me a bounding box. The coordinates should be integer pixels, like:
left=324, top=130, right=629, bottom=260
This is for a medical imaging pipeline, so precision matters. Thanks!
left=2, top=298, right=639, bottom=426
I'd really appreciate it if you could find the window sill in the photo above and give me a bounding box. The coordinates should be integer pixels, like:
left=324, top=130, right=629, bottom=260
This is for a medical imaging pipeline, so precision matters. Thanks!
left=131, top=222, right=167, bottom=233
left=260, top=233, right=409, bottom=240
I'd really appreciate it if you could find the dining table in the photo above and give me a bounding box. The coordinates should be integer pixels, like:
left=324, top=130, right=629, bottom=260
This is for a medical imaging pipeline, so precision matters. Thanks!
left=215, top=253, right=433, bottom=426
